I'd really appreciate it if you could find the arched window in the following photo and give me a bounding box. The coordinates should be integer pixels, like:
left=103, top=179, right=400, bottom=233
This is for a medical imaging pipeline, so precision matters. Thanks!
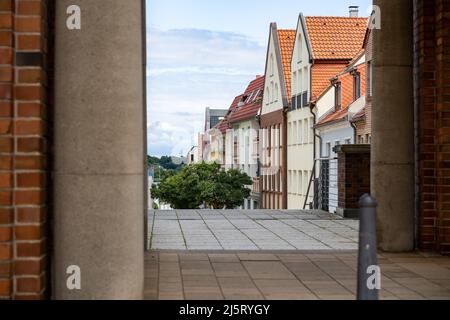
left=298, top=34, right=302, bottom=62
left=270, top=81, right=274, bottom=103
left=274, top=83, right=279, bottom=102
left=270, top=53, right=274, bottom=76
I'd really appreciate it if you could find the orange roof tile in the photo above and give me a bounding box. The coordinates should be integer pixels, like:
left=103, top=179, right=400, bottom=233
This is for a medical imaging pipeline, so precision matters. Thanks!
left=277, top=29, right=296, bottom=99
left=305, top=17, right=368, bottom=60
left=311, top=63, right=347, bottom=99
left=317, top=61, right=366, bottom=126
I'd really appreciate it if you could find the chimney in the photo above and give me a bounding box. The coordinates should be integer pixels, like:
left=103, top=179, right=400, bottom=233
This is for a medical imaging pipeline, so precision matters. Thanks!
left=349, top=6, right=359, bottom=18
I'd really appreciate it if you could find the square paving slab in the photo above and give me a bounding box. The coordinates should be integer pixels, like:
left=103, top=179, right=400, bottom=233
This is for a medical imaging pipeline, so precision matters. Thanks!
left=148, top=209, right=358, bottom=251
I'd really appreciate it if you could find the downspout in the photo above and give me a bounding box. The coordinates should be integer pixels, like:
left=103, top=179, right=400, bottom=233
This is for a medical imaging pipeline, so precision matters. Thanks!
left=308, top=65, right=316, bottom=179
left=350, top=118, right=357, bottom=143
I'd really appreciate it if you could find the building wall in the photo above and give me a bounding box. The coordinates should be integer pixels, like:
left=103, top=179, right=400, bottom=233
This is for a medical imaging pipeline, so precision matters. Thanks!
left=287, top=109, right=314, bottom=209
left=317, top=123, right=354, bottom=213
left=286, top=16, right=314, bottom=209
left=355, top=30, right=373, bottom=144
left=0, top=0, right=53, bottom=299
left=260, top=109, right=286, bottom=209
left=316, top=87, right=334, bottom=119
left=262, top=26, right=284, bottom=115
left=230, top=119, right=260, bottom=209
left=415, top=0, right=450, bottom=254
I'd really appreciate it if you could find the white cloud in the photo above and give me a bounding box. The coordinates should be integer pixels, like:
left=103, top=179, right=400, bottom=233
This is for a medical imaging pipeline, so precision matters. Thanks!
left=147, top=27, right=266, bottom=157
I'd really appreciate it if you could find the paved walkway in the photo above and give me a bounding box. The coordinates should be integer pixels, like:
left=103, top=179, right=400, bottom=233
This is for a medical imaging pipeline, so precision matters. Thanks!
left=144, top=251, right=450, bottom=300
left=148, top=210, right=358, bottom=250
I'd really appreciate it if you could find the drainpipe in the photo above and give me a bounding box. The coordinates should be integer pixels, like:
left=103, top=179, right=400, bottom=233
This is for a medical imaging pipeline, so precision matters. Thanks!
left=309, top=101, right=317, bottom=177
left=350, top=118, right=358, bottom=144
left=308, top=65, right=316, bottom=180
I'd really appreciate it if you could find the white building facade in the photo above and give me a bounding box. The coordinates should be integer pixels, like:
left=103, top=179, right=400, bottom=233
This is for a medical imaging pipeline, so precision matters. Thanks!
left=287, top=14, right=315, bottom=209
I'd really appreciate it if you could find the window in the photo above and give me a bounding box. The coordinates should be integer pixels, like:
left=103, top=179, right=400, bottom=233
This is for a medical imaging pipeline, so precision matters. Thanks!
left=366, top=134, right=370, bottom=144
left=274, top=83, right=279, bottom=102
left=292, top=71, right=297, bottom=97
left=297, top=171, right=301, bottom=195
left=354, top=72, right=361, bottom=100
left=303, top=170, right=308, bottom=196
left=367, top=61, right=373, bottom=96
left=292, top=121, right=297, bottom=145
left=288, top=123, right=292, bottom=145
left=253, top=89, right=261, bottom=102
left=270, top=53, right=274, bottom=76
left=270, top=81, right=274, bottom=103
left=298, top=69, right=302, bottom=94
left=303, top=119, right=308, bottom=144
left=335, top=82, right=342, bottom=110
left=288, top=170, right=292, bottom=192
left=298, top=121, right=302, bottom=144
left=266, top=86, right=270, bottom=105
left=309, top=117, right=314, bottom=143
left=325, top=142, right=331, bottom=158
left=298, top=34, right=302, bottom=63
left=303, top=66, right=308, bottom=98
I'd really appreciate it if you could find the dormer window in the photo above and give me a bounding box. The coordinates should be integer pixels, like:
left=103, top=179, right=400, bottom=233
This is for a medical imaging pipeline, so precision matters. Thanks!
left=332, top=78, right=342, bottom=110
left=351, top=69, right=361, bottom=100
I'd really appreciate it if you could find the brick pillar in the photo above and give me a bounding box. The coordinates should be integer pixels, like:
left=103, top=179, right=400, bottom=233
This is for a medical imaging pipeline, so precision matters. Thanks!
left=415, top=0, right=450, bottom=254
left=0, top=0, right=52, bottom=300
left=336, top=145, right=371, bottom=218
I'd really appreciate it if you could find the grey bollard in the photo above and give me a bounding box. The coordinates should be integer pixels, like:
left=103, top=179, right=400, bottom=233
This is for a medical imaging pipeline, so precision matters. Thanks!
left=357, top=194, right=379, bottom=300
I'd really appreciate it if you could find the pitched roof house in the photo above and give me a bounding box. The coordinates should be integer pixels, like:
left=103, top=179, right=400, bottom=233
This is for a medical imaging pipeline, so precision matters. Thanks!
left=260, top=23, right=296, bottom=209
left=286, top=13, right=368, bottom=210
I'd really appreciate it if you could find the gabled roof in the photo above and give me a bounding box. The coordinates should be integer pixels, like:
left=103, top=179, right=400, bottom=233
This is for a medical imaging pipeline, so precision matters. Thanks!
left=228, top=76, right=265, bottom=124
left=277, top=29, right=296, bottom=99
left=305, top=17, right=368, bottom=60
left=213, top=94, right=243, bottom=134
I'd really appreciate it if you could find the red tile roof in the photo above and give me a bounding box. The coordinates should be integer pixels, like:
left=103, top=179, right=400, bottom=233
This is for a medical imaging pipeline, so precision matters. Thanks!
left=228, top=76, right=265, bottom=124
left=317, top=59, right=366, bottom=126
left=277, top=29, right=296, bottom=99
left=311, top=62, right=348, bottom=99
left=317, top=107, right=349, bottom=126
left=305, top=17, right=368, bottom=60
left=213, top=94, right=243, bottom=133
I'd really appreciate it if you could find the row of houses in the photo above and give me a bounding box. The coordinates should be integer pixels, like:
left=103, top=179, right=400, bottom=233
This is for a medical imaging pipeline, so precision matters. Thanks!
left=190, top=7, right=374, bottom=214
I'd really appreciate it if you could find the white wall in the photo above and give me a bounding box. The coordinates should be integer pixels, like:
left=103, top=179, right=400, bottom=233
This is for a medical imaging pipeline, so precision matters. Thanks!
left=318, top=123, right=354, bottom=213
left=287, top=16, right=314, bottom=209
left=262, top=26, right=284, bottom=115
left=315, top=86, right=334, bottom=119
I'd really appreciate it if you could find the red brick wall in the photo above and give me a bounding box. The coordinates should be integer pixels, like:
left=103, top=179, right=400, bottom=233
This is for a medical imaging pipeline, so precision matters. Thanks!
left=336, top=145, right=371, bottom=214
left=0, top=0, right=52, bottom=300
left=416, top=0, right=450, bottom=254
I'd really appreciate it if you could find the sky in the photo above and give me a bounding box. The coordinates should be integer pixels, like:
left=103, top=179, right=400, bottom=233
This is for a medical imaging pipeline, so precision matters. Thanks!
left=146, top=0, right=373, bottom=157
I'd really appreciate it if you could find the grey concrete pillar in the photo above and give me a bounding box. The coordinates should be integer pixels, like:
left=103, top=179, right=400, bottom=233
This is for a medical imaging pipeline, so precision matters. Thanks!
left=53, top=0, right=145, bottom=299
left=372, top=0, right=415, bottom=251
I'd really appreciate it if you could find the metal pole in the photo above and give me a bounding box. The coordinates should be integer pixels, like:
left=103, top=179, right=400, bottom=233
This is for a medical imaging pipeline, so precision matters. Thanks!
left=357, top=194, right=379, bottom=300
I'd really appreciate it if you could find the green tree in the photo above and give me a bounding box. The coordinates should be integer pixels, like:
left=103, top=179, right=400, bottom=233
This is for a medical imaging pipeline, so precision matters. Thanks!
left=151, top=162, right=252, bottom=209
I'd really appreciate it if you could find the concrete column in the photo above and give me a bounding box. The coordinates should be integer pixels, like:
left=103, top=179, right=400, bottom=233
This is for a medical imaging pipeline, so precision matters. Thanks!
left=53, top=1, right=145, bottom=299
left=372, top=0, right=415, bottom=251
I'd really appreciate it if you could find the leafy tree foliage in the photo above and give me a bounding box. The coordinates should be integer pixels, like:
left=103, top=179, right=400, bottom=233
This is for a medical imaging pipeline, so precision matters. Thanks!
left=151, top=162, right=252, bottom=209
